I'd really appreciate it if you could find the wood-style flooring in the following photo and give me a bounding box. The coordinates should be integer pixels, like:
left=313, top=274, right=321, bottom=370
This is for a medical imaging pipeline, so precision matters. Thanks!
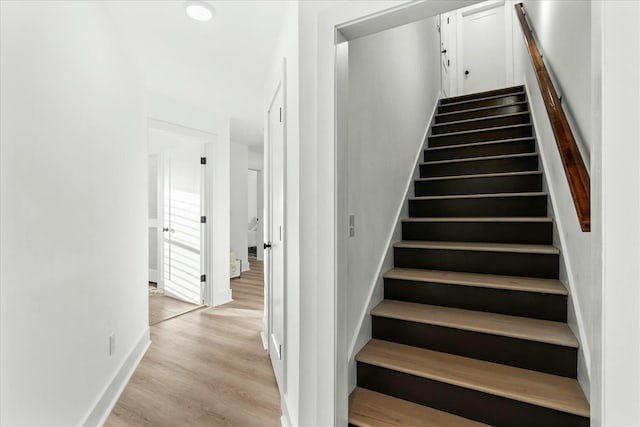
left=149, top=290, right=201, bottom=326
left=106, top=259, right=281, bottom=426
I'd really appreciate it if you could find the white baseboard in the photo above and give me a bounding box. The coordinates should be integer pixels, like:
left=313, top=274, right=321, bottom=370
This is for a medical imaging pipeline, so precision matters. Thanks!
left=280, top=396, right=292, bottom=427
left=260, top=329, right=268, bottom=350
left=82, top=329, right=150, bottom=427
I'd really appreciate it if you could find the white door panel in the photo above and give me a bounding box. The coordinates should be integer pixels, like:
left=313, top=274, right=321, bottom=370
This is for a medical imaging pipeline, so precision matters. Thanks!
left=163, top=143, right=204, bottom=305
left=440, top=12, right=457, bottom=98
left=148, top=155, right=159, bottom=283
left=461, top=4, right=506, bottom=94
left=267, top=82, right=285, bottom=388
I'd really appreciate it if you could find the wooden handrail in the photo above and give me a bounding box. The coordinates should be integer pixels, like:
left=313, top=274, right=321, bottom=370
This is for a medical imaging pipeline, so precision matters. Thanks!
left=515, top=3, right=591, bottom=232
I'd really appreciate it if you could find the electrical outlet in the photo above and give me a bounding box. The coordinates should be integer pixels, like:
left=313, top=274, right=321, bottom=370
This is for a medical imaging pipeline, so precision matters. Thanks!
left=109, top=334, right=116, bottom=356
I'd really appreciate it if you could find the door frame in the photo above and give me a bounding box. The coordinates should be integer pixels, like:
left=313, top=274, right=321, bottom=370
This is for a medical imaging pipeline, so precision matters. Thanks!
left=148, top=120, right=214, bottom=306
left=148, top=153, right=161, bottom=287
left=455, top=0, right=515, bottom=94
left=263, top=58, right=287, bottom=388
left=440, top=11, right=459, bottom=98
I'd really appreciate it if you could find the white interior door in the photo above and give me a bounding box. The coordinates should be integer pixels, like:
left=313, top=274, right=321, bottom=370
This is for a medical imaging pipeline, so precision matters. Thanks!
left=148, top=155, right=159, bottom=283
left=267, top=82, right=285, bottom=388
left=440, top=12, right=457, bottom=98
left=461, top=3, right=506, bottom=94
left=163, top=142, right=204, bottom=305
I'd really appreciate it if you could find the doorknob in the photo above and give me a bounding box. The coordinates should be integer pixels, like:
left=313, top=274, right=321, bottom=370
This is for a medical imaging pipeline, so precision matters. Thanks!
left=163, top=227, right=169, bottom=232
left=464, top=70, right=470, bottom=76
left=263, top=242, right=272, bottom=249
left=441, top=49, right=447, bottom=54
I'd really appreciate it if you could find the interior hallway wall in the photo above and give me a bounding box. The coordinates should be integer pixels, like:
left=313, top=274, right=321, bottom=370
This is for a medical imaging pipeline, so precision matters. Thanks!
left=0, top=2, right=149, bottom=424
left=521, top=0, right=591, bottom=162
left=249, top=148, right=265, bottom=261
left=510, top=0, right=593, bottom=397
left=346, top=15, right=442, bottom=391
left=231, top=142, right=249, bottom=271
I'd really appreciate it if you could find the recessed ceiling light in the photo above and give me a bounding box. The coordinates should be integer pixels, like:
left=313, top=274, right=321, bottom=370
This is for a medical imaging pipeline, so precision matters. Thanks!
left=185, top=0, right=215, bottom=22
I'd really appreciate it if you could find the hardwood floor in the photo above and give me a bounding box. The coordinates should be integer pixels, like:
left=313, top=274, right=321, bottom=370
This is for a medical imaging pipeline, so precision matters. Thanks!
left=149, top=291, right=201, bottom=326
left=106, top=259, right=281, bottom=426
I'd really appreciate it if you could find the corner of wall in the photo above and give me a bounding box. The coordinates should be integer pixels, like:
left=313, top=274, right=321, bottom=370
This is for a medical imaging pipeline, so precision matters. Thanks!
left=523, top=80, right=592, bottom=396
left=346, top=95, right=440, bottom=391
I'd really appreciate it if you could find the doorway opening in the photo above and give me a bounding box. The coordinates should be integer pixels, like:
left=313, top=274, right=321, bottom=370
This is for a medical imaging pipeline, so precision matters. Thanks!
left=439, top=0, right=514, bottom=97
left=147, top=126, right=209, bottom=325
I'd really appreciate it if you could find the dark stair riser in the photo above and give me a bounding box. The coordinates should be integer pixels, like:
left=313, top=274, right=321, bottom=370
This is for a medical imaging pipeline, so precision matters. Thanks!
left=440, top=86, right=525, bottom=105
left=415, top=173, right=542, bottom=196
left=357, top=363, right=589, bottom=427
left=372, top=317, right=577, bottom=378
left=424, top=139, right=536, bottom=162
left=438, top=93, right=527, bottom=114
left=420, top=155, right=538, bottom=178
left=408, top=194, right=547, bottom=217
left=384, top=278, right=568, bottom=322
left=402, top=220, right=552, bottom=244
left=393, top=247, right=559, bottom=279
left=429, top=124, right=533, bottom=147
left=435, top=103, right=529, bottom=124
left=432, top=113, right=531, bottom=135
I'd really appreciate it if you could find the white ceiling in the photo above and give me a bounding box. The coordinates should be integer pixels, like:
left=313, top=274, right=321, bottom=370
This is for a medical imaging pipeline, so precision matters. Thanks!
left=105, top=0, right=289, bottom=147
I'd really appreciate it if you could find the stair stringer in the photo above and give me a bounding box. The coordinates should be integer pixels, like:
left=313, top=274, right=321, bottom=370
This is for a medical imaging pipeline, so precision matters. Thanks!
left=524, top=82, right=592, bottom=399
left=347, top=95, right=441, bottom=393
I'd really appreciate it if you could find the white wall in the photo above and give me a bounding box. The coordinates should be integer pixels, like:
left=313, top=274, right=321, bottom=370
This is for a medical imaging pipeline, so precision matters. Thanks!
left=521, top=0, right=591, bottom=162
left=231, top=142, right=249, bottom=271
left=249, top=147, right=265, bottom=261
left=264, top=3, right=301, bottom=424
left=248, top=170, right=258, bottom=223
left=147, top=94, right=232, bottom=307
left=346, top=16, right=441, bottom=390
left=511, top=0, right=594, bottom=397
left=0, top=2, right=149, bottom=425
left=593, top=2, right=640, bottom=425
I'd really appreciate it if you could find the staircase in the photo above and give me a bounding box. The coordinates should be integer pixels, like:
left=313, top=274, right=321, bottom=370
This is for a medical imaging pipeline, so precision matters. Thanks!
left=348, top=86, right=590, bottom=427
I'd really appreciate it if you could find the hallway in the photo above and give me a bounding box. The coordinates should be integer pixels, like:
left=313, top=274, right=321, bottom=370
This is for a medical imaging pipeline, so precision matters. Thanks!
left=106, top=260, right=281, bottom=426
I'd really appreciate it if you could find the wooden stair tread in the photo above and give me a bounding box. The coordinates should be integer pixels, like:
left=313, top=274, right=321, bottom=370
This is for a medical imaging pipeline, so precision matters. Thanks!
left=356, top=340, right=590, bottom=418
left=349, top=387, right=488, bottom=427
left=432, top=111, right=530, bottom=128
left=372, top=300, right=578, bottom=347
left=429, top=122, right=531, bottom=139
left=424, top=137, right=534, bottom=152
left=436, top=101, right=529, bottom=119
left=441, top=85, right=525, bottom=104
left=383, top=268, right=567, bottom=295
left=394, top=240, right=559, bottom=255
left=402, top=216, right=552, bottom=223
left=415, top=170, right=542, bottom=182
left=410, top=192, right=546, bottom=200
left=421, top=152, right=537, bottom=166
left=439, top=91, right=525, bottom=108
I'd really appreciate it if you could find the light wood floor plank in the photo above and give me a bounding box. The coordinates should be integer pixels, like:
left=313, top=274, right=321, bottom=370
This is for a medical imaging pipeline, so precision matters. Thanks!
left=372, top=300, right=579, bottom=347
left=106, top=259, right=281, bottom=427
left=349, top=387, right=488, bottom=427
left=356, top=339, right=590, bottom=418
